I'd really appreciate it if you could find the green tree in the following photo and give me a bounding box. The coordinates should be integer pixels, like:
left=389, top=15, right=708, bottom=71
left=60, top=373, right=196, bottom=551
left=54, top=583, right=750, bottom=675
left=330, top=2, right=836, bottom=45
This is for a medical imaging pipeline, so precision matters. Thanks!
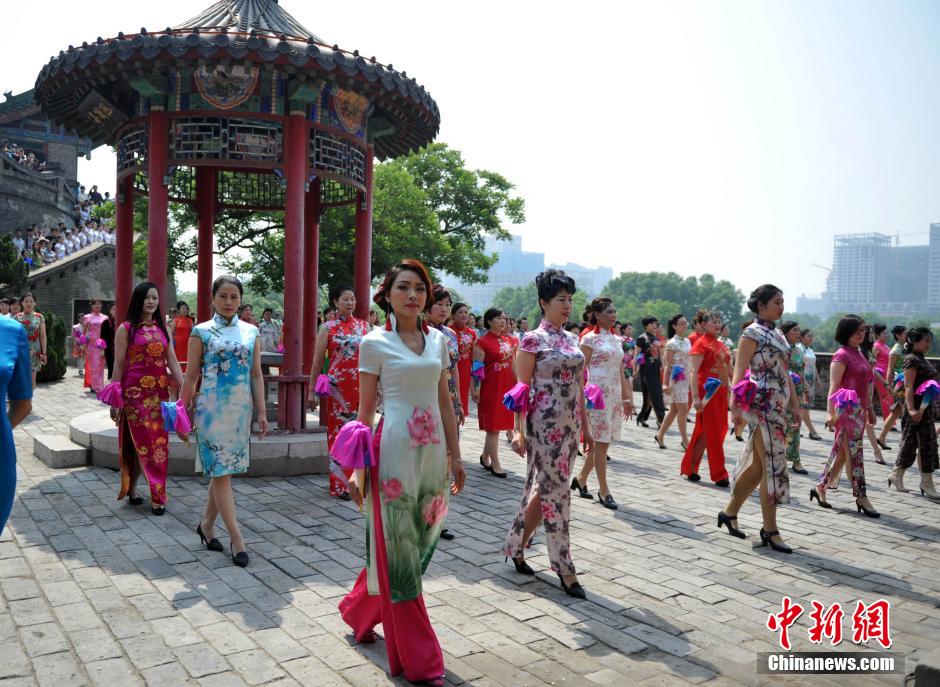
left=492, top=283, right=587, bottom=327
left=0, top=234, right=28, bottom=296
left=603, top=272, right=745, bottom=328
left=36, top=311, right=67, bottom=383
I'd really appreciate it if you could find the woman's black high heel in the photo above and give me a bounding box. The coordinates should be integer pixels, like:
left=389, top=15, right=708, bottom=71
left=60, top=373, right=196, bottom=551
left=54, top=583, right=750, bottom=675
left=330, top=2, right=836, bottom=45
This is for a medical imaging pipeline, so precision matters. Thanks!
left=598, top=493, right=618, bottom=510
left=196, top=523, right=224, bottom=552
left=876, top=438, right=891, bottom=451
left=636, top=418, right=649, bottom=428
left=557, top=573, right=586, bottom=599
left=717, top=511, right=746, bottom=538
left=570, top=477, right=593, bottom=500
left=479, top=455, right=492, bottom=472
left=506, top=556, right=534, bottom=575
left=759, top=529, right=792, bottom=553
left=231, top=544, right=249, bottom=567
left=809, top=488, right=832, bottom=509
left=856, top=500, right=880, bottom=518
left=127, top=494, right=143, bottom=506
left=654, top=436, right=666, bottom=449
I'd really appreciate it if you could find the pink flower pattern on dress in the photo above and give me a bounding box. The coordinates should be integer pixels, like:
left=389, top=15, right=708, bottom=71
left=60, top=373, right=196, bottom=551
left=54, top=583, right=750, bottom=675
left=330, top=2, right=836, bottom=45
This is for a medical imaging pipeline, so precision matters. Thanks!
left=406, top=406, right=441, bottom=448
left=541, top=500, right=557, bottom=522
left=381, top=478, right=403, bottom=503
left=546, top=427, right=564, bottom=444
left=422, top=494, right=448, bottom=526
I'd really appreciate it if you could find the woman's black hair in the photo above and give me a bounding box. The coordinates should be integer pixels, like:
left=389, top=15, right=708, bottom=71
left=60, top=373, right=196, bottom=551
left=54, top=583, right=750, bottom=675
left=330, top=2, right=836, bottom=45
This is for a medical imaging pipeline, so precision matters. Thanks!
left=329, top=284, right=355, bottom=306
left=535, top=269, right=576, bottom=314
left=564, top=322, right=580, bottom=333
left=262, top=307, right=273, bottom=316
left=834, top=314, right=866, bottom=347
left=124, top=281, right=170, bottom=344
left=903, top=327, right=933, bottom=354
left=483, top=307, right=505, bottom=329
left=176, top=300, right=189, bottom=311
left=212, top=275, right=243, bottom=297
left=431, top=284, right=452, bottom=304
left=891, top=325, right=907, bottom=341
left=800, top=328, right=813, bottom=339
left=779, top=320, right=800, bottom=336
left=746, top=284, right=782, bottom=314
left=666, top=313, right=685, bottom=339
left=873, top=323, right=887, bottom=337
left=582, top=297, right=613, bottom=326
left=452, top=302, right=469, bottom=315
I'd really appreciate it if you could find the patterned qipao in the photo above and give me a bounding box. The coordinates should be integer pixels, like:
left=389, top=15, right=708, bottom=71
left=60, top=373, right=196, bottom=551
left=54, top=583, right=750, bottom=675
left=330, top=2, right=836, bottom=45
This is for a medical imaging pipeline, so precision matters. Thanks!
left=732, top=320, right=791, bottom=504
left=818, top=347, right=873, bottom=496
left=681, top=333, right=731, bottom=482
left=83, top=312, right=108, bottom=392
left=581, top=327, right=623, bottom=443
left=503, top=320, right=585, bottom=576
left=432, top=323, right=461, bottom=419
left=872, top=339, right=893, bottom=418
left=193, top=314, right=258, bottom=477
left=323, top=315, right=370, bottom=496
left=452, top=324, right=477, bottom=412
left=339, top=323, right=451, bottom=684
left=116, top=322, right=172, bottom=505
left=476, top=332, right=517, bottom=431
left=785, top=343, right=806, bottom=463
left=896, top=351, right=938, bottom=474
left=14, top=312, right=44, bottom=372
left=665, top=335, right=692, bottom=404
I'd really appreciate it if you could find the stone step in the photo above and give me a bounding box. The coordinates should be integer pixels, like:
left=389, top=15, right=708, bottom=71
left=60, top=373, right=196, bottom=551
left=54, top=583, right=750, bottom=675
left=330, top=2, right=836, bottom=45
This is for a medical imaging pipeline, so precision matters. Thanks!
left=32, top=434, right=88, bottom=469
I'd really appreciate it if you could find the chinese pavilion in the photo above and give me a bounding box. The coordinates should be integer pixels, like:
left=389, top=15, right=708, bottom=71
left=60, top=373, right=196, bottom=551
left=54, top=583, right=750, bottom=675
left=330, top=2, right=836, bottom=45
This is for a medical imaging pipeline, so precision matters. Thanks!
left=34, top=0, right=440, bottom=431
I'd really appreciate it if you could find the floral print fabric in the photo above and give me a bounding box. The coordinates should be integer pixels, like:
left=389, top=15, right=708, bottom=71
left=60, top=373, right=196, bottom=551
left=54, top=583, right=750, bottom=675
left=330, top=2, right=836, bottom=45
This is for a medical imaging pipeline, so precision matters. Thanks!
left=358, top=324, right=451, bottom=602
left=193, top=314, right=258, bottom=477
left=503, top=319, right=585, bottom=576
left=665, top=335, right=692, bottom=403
left=452, top=324, right=477, bottom=411
left=15, top=312, right=43, bottom=371
left=785, top=343, right=805, bottom=462
left=83, top=312, right=108, bottom=392
left=732, top=320, right=791, bottom=504
left=581, top=328, right=624, bottom=443
left=117, top=322, right=171, bottom=505
left=476, top=332, right=517, bottom=431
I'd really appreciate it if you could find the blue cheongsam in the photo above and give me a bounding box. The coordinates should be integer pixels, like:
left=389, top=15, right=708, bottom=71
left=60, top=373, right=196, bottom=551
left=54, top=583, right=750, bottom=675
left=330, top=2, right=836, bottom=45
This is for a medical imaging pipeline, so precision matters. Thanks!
left=1, top=316, right=31, bottom=531
left=193, top=314, right=258, bottom=477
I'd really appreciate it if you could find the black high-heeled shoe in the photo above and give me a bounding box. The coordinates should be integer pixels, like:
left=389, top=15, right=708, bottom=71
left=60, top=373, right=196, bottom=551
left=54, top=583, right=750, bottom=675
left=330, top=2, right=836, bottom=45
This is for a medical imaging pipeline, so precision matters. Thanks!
left=196, top=523, right=224, bottom=552
left=570, top=477, right=593, bottom=500
left=151, top=506, right=165, bottom=516
left=654, top=436, right=666, bottom=449
left=557, top=573, right=586, bottom=599
left=759, top=529, right=792, bottom=553
left=506, top=556, right=535, bottom=575
left=856, top=500, right=880, bottom=518
left=717, top=511, right=746, bottom=538
left=127, top=494, right=143, bottom=506
left=876, top=438, right=891, bottom=451
left=231, top=544, right=249, bottom=567
left=479, top=455, right=492, bottom=472
left=636, top=418, right=649, bottom=428
left=597, top=493, right=618, bottom=510
left=809, top=488, right=832, bottom=509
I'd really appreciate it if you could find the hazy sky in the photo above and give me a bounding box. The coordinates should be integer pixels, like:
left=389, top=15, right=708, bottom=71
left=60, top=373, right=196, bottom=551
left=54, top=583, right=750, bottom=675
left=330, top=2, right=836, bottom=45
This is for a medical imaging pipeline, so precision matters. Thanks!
left=7, top=0, right=940, bottom=300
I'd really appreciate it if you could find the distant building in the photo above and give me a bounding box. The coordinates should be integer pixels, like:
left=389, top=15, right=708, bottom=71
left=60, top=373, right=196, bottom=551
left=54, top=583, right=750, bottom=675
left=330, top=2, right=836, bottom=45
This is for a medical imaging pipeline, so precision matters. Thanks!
left=447, top=235, right=613, bottom=312
left=928, top=223, right=940, bottom=311
left=795, top=295, right=830, bottom=316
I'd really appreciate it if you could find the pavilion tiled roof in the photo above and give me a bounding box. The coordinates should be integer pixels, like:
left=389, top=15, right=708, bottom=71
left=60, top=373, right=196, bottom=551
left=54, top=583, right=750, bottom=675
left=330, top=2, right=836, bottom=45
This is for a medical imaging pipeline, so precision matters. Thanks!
left=33, top=0, right=439, bottom=160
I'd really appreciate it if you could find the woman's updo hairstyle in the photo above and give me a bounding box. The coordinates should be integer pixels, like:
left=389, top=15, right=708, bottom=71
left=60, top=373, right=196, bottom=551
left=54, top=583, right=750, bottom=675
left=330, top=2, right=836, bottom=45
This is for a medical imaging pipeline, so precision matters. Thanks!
left=452, top=302, right=469, bottom=315
left=329, top=284, right=355, bottom=307
left=535, top=269, right=576, bottom=314
left=873, top=323, right=887, bottom=337
left=431, top=284, right=452, bottom=305
left=212, top=275, right=243, bottom=297
left=483, top=307, right=505, bottom=330
left=903, top=327, right=933, bottom=354
left=666, top=313, right=685, bottom=339
left=373, top=259, right=434, bottom=314
left=891, top=325, right=907, bottom=341
left=779, top=321, right=800, bottom=336
left=582, top=297, right=612, bottom=326
left=746, top=284, right=782, bottom=314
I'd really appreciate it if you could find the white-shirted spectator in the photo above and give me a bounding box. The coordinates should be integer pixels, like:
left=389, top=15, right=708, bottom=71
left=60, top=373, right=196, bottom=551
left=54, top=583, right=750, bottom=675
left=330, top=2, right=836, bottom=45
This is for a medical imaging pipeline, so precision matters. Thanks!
left=12, top=229, right=25, bottom=255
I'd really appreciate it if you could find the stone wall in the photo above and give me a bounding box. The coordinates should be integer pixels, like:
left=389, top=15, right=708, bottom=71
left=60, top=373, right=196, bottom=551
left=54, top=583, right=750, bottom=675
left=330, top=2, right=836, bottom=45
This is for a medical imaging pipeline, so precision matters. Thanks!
left=45, top=141, right=79, bottom=182
left=0, top=157, right=76, bottom=234
left=24, top=243, right=115, bottom=325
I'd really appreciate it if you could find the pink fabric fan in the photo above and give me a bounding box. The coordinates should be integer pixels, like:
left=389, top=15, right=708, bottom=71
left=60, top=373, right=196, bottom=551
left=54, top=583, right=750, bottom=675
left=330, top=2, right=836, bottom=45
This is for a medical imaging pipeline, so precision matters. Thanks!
left=584, top=383, right=606, bottom=410
left=96, top=381, right=124, bottom=408
left=502, top=382, right=530, bottom=414
left=314, top=374, right=332, bottom=397
left=732, top=378, right=757, bottom=411
left=331, top=421, right=374, bottom=470
left=94, top=338, right=107, bottom=349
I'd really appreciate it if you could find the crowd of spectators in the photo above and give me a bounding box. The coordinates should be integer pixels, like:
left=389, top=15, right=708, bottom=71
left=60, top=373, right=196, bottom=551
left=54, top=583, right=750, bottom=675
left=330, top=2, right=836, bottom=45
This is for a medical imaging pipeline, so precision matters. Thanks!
left=10, top=216, right=116, bottom=270
left=2, top=140, right=46, bottom=172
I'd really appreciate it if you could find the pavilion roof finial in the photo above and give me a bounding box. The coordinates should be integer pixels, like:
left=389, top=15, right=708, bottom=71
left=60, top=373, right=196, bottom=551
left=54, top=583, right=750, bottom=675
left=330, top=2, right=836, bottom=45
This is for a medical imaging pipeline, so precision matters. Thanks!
left=174, top=0, right=323, bottom=42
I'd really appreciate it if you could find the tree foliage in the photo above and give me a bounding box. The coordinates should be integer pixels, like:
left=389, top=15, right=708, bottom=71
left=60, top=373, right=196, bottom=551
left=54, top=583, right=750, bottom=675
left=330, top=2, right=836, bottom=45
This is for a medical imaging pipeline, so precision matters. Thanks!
left=36, top=311, right=67, bottom=383
left=602, top=272, right=745, bottom=328
left=492, top=283, right=587, bottom=327
left=0, top=234, right=28, bottom=296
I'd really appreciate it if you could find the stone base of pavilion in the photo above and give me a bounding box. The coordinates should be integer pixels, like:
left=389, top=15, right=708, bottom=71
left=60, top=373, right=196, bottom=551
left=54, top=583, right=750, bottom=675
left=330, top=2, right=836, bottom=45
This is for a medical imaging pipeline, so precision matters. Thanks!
left=62, top=409, right=329, bottom=477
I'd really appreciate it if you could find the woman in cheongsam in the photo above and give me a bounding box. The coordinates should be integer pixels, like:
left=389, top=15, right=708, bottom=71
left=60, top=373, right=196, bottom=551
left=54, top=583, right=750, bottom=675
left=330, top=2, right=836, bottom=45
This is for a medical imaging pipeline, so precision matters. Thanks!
left=308, top=284, right=371, bottom=498
left=181, top=276, right=269, bottom=567
left=450, top=301, right=477, bottom=414
left=655, top=313, right=691, bottom=451
left=877, top=326, right=908, bottom=445
left=82, top=299, right=109, bottom=393
left=719, top=285, right=801, bottom=554
left=14, top=293, right=46, bottom=390
left=889, top=327, right=940, bottom=499
left=504, top=269, right=593, bottom=599
left=871, top=324, right=894, bottom=424
left=780, top=321, right=808, bottom=474
left=571, top=297, right=632, bottom=510
left=472, top=307, right=517, bottom=478
left=798, top=328, right=821, bottom=441
left=108, top=283, right=185, bottom=515
left=812, top=316, right=879, bottom=515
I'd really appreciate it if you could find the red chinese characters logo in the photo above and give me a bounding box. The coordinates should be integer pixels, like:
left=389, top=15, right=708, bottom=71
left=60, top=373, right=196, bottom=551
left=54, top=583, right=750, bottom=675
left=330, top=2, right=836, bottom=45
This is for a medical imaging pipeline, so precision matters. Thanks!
left=851, top=600, right=892, bottom=649
left=767, top=596, right=804, bottom=650
left=808, top=601, right=844, bottom=646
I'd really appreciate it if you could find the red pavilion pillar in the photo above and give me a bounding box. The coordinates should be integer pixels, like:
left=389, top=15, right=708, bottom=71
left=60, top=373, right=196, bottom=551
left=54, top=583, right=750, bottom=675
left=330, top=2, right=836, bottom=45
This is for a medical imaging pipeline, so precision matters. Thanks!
left=146, top=109, right=169, bottom=306
left=353, top=145, right=374, bottom=320
left=195, top=167, right=216, bottom=322
left=115, top=176, right=135, bottom=318
left=302, top=178, right=321, bottom=376
left=280, top=113, right=308, bottom=432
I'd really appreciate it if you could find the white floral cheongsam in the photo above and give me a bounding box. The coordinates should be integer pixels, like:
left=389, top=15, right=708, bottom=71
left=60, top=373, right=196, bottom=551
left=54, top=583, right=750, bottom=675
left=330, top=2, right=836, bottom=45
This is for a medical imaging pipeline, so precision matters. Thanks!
left=581, top=327, right=624, bottom=444
left=193, top=313, right=259, bottom=477
left=665, top=335, right=692, bottom=403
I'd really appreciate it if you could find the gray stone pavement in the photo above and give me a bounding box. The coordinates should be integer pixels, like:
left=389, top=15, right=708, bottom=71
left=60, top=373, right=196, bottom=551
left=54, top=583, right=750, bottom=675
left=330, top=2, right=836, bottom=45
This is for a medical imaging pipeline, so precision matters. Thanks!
left=2, top=375, right=938, bottom=686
